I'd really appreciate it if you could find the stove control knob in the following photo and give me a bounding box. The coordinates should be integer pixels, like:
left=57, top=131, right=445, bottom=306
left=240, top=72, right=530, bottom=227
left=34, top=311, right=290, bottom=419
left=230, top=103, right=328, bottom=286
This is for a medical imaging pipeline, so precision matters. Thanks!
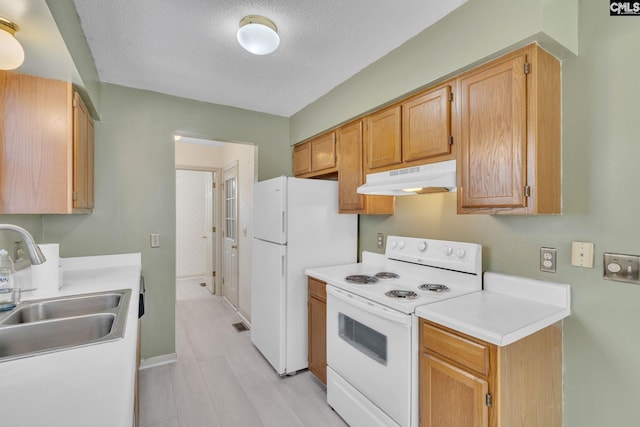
left=390, top=240, right=397, bottom=249
left=398, top=241, right=406, bottom=249
left=418, top=241, right=428, bottom=252
left=455, top=248, right=467, bottom=259
left=441, top=246, right=453, bottom=256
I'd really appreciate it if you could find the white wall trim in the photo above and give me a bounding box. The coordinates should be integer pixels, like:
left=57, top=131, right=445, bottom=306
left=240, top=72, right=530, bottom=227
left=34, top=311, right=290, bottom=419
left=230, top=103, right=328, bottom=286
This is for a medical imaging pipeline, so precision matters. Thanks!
left=140, top=352, right=178, bottom=370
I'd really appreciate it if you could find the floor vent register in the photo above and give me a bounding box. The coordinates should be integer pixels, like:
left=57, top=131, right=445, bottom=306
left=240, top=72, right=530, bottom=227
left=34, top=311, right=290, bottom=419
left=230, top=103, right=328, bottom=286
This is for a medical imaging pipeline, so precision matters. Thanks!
left=232, top=322, right=249, bottom=332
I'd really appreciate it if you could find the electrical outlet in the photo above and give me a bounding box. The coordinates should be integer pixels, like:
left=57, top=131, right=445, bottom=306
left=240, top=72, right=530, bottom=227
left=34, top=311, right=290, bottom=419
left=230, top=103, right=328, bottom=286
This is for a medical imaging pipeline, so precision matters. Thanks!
left=540, top=247, right=557, bottom=273
left=150, top=233, right=160, bottom=248
left=377, top=233, right=384, bottom=249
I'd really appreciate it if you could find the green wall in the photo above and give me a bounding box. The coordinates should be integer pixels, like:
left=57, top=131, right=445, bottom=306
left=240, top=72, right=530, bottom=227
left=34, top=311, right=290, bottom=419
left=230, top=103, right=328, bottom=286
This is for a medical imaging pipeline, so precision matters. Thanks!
left=8, top=84, right=289, bottom=359
left=291, top=0, right=640, bottom=425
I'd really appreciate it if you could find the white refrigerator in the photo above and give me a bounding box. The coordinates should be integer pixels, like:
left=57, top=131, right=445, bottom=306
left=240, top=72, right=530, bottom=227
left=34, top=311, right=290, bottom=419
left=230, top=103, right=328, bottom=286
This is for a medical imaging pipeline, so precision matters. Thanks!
left=251, top=176, right=357, bottom=375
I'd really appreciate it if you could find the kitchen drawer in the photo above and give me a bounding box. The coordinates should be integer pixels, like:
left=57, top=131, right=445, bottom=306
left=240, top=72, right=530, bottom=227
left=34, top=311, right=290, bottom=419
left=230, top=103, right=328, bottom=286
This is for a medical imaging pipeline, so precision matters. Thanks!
left=308, top=277, right=327, bottom=302
left=421, top=320, right=489, bottom=376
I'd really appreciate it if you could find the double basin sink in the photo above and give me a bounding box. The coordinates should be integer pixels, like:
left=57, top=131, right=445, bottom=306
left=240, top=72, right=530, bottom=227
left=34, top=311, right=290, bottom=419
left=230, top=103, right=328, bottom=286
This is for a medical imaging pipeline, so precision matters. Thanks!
left=0, top=289, right=131, bottom=362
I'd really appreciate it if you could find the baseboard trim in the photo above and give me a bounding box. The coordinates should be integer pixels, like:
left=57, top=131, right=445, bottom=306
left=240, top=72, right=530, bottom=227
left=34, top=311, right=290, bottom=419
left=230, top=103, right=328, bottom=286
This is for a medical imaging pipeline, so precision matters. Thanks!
left=140, top=352, right=178, bottom=370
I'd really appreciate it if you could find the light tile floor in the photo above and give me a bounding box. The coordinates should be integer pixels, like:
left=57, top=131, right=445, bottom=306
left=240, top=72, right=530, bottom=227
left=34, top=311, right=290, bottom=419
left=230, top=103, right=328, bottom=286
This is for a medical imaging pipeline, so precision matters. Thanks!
left=139, top=279, right=347, bottom=427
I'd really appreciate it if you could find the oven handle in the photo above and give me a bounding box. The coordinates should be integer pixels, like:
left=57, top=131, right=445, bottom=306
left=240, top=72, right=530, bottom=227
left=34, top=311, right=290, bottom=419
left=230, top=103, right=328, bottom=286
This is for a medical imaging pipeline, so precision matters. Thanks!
left=326, top=286, right=410, bottom=326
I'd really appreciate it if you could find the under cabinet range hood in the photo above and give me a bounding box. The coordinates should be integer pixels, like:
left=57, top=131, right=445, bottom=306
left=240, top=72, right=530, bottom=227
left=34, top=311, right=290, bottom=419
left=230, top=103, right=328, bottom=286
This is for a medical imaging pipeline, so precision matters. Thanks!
left=357, top=159, right=456, bottom=196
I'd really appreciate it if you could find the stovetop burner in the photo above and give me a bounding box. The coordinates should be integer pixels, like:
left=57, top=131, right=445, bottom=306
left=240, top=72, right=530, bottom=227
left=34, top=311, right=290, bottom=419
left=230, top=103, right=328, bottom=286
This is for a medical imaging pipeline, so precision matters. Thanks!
left=385, top=290, right=418, bottom=299
left=345, top=275, right=379, bottom=284
left=418, top=283, right=450, bottom=293
left=374, top=272, right=400, bottom=279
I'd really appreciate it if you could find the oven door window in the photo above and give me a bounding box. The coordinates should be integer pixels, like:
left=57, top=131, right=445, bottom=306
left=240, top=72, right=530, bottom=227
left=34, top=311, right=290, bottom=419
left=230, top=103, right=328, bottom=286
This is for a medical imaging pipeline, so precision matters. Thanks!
left=338, top=313, right=387, bottom=365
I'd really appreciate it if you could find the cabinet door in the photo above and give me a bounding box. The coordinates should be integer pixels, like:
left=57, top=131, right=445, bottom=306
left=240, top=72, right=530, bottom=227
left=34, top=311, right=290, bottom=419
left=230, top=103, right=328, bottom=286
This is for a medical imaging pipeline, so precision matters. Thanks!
left=364, top=104, right=402, bottom=170
left=402, top=85, right=451, bottom=162
left=459, top=54, right=527, bottom=209
left=0, top=72, right=72, bottom=213
left=310, top=132, right=336, bottom=172
left=73, top=91, right=94, bottom=210
left=293, top=142, right=312, bottom=176
left=337, top=121, right=365, bottom=212
left=420, top=353, right=488, bottom=427
left=308, top=279, right=327, bottom=384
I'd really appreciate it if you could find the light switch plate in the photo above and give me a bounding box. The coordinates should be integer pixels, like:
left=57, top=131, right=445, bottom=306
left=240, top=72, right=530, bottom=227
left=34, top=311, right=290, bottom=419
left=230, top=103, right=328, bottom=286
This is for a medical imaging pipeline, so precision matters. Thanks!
left=571, top=241, right=594, bottom=268
left=604, top=252, right=640, bottom=284
left=377, top=233, right=384, bottom=249
left=150, top=233, right=160, bottom=248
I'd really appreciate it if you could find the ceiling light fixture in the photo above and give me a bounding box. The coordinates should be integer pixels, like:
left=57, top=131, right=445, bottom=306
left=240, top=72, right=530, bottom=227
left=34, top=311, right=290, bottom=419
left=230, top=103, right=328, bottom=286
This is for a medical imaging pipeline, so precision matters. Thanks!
left=236, top=15, right=280, bottom=55
left=0, top=17, right=24, bottom=70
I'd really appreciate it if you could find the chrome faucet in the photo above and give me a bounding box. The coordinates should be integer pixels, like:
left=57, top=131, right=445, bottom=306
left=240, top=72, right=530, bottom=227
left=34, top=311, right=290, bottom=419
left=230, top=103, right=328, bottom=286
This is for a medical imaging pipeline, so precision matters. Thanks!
left=0, top=224, right=46, bottom=265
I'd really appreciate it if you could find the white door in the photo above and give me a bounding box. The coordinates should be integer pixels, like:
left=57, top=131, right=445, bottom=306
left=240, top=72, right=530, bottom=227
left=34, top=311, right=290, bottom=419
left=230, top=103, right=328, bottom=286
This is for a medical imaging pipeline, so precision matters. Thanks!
left=175, top=169, right=214, bottom=285
left=204, top=171, right=214, bottom=292
left=223, top=162, right=239, bottom=307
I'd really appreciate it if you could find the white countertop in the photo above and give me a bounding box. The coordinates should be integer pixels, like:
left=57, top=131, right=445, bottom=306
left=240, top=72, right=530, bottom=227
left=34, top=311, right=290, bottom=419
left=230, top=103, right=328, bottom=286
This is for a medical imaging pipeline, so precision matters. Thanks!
left=0, top=253, right=141, bottom=427
left=415, top=272, right=571, bottom=346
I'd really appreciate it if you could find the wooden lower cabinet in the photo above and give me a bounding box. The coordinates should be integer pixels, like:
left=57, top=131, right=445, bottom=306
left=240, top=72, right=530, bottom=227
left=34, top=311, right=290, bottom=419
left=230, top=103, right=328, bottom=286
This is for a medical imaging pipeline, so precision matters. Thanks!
left=419, top=319, right=562, bottom=427
left=308, top=277, right=327, bottom=384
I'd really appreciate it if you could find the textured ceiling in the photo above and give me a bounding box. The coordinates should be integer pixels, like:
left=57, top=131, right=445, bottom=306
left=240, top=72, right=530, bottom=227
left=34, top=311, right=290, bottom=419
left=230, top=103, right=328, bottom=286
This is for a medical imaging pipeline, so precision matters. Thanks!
left=72, top=0, right=467, bottom=117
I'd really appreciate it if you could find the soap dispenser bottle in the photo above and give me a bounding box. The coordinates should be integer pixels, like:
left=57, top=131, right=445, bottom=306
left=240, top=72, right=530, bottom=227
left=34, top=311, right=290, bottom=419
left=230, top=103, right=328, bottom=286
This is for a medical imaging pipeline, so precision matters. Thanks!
left=0, top=249, right=17, bottom=311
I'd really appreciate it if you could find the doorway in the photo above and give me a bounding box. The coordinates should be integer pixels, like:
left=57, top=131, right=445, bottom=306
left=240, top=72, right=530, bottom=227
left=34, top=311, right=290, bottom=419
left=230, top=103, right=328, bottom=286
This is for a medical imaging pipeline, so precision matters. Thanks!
left=174, top=135, right=256, bottom=321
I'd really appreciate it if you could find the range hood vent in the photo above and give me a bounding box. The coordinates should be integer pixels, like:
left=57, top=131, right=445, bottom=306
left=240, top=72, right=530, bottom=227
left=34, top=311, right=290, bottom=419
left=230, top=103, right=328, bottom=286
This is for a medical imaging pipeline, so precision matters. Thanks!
left=357, top=160, right=456, bottom=196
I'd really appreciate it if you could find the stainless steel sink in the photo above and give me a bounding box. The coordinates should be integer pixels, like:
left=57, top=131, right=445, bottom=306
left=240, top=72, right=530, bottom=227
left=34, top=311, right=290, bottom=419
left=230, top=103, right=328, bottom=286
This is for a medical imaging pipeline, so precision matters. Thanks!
left=0, top=289, right=131, bottom=362
left=0, top=292, right=123, bottom=324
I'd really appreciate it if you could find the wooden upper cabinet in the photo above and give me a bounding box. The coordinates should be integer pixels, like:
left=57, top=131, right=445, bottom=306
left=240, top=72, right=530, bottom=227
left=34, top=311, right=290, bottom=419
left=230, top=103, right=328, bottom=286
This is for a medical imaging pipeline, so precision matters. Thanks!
left=73, top=91, right=95, bottom=210
left=0, top=71, right=94, bottom=214
left=337, top=121, right=365, bottom=212
left=337, top=121, right=395, bottom=215
left=364, top=104, right=402, bottom=171
left=458, top=44, right=561, bottom=214
left=310, top=132, right=336, bottom=172
left=292, top=131, right=337, bottom=178
left=402, top=85, right=452, bottom=163
left=293, top=142, right=312, bottom=176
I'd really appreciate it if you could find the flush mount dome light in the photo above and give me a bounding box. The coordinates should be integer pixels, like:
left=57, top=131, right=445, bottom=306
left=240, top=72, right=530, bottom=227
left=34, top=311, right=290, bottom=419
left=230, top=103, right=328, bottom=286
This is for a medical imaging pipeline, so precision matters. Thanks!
left=237, top=15, right=280, bottom=55
left=0, top=17, right=24, bottom=70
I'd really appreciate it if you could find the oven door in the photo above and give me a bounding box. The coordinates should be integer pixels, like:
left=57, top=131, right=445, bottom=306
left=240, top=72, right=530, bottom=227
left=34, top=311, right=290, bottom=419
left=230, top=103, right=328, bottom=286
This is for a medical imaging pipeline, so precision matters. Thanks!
left=326, top=285, right=411, bottom=427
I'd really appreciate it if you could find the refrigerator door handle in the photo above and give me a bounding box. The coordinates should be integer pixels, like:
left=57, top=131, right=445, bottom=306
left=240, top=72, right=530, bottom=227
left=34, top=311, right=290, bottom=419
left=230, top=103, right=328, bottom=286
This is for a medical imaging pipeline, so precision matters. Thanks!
left=281, top=255, right=285, bottom=277
left=281, top=211, right=285, bottom=236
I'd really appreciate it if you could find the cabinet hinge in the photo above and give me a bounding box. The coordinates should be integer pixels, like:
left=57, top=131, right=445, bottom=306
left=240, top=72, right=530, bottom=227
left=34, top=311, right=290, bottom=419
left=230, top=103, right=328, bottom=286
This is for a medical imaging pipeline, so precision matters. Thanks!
left=72, top=191, right=78, bottom=201
left=524, top=186, right=531, bottom=197
left=524, top=62, right=531, bottom=74
left=212, top=271, right=216, bottom=277
left=486, top=393, right=493, bottom=407
left=72, top=97, right=78, bottom=108
left=212, top=226, right=216, bottom=233
left=448, top=92, right=454, bottom=102
left=212, top=182, right=216, bottom=189
left=448, top=135, right=454, bottom=146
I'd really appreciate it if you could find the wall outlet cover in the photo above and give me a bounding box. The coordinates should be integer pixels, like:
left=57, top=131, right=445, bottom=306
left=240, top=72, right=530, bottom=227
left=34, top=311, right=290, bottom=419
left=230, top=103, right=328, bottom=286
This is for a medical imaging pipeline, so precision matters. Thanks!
left=540, top=247, right=557, bottom=273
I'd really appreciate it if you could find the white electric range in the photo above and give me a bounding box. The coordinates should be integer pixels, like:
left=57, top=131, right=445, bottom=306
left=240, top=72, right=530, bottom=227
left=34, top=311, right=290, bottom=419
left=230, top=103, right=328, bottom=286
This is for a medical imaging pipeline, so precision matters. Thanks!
left=305, top=236, right=482, bottom=427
